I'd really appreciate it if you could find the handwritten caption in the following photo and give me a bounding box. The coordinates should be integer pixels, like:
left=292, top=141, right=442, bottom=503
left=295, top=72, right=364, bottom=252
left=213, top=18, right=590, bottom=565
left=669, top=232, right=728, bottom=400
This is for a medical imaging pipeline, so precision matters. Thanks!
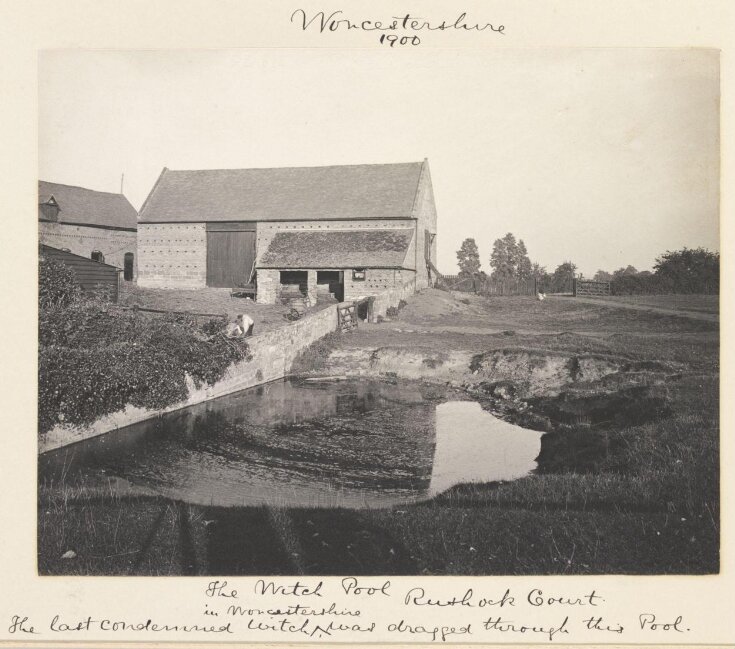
left=290, top=10, right=505, bottom=47
left=8, top=578, right=691, bottom=642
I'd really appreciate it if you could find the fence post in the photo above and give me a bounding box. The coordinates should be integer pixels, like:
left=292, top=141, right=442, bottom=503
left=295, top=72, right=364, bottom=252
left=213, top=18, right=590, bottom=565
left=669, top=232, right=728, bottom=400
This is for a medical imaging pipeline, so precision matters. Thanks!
left=573, top=278, right=578, bottom=297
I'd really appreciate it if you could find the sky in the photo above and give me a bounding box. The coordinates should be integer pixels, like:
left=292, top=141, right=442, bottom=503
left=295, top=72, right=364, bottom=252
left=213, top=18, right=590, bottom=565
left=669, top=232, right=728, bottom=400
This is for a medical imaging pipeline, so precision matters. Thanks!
left=39, top=48, right=719, bottom=277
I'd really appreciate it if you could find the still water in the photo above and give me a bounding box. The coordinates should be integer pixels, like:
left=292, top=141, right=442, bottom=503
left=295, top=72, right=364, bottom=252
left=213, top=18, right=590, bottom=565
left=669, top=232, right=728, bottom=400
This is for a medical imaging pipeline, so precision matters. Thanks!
left=40, top=378, right=543, bottom=509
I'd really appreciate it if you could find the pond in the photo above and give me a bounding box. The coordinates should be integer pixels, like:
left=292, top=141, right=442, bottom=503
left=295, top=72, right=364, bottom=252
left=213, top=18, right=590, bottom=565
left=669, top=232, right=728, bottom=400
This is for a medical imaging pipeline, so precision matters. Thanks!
left=40, top=378, right=543, bottom=509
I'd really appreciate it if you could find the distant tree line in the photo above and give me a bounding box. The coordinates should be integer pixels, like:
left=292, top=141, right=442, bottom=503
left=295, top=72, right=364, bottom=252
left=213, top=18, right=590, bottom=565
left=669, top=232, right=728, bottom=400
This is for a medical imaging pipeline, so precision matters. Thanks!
left=455, top=236, right=718, bottom=295
left=455, top=233, right=576, bottom=293
left=592, top=248, right=719, bottom=295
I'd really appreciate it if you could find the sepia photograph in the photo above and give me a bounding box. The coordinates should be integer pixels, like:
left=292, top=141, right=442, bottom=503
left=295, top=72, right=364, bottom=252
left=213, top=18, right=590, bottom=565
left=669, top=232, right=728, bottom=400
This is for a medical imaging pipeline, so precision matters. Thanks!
left=37, top=47, right=719, bottom=578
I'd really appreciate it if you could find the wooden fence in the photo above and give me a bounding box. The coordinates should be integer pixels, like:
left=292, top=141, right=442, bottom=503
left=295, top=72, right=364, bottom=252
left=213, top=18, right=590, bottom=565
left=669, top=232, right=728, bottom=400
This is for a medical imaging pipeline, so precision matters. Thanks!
left=438, top=274, right=538, bottom=296
left=437, top=274, right=475, bottom=292
left=479, top=277, right=538, bottom=296
left=573, top=279, right=611, bottom=297
left=338, top=303, right=358, bottom=332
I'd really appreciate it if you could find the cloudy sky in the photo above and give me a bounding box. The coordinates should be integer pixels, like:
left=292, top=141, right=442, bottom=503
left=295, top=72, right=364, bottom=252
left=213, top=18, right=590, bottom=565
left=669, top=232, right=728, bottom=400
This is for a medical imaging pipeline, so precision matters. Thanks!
left=39, top=48, right=719, bottom=276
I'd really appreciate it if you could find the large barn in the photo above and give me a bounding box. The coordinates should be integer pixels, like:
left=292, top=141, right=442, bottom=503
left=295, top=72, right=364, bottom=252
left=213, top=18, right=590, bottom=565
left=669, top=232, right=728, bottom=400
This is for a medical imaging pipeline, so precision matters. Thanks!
left=136, top=160, right=438, bottom=304
left=38, top=180, right=138, bottom=281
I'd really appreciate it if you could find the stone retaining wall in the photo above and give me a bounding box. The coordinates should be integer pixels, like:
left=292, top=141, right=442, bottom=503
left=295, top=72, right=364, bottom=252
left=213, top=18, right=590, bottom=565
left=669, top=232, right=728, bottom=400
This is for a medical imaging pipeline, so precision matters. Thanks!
left=39, top=279, right=417, bottom=453
left=370, top=277, right=417, bottom=321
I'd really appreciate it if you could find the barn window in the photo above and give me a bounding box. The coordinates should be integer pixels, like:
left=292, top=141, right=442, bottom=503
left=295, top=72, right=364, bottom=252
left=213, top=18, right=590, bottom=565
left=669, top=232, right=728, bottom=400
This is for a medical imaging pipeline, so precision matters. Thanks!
left=124, top=252, right=134, bottom=281
left=91, top=250, right=104, bottom=263
left=352, top=268, right=366, bottom=281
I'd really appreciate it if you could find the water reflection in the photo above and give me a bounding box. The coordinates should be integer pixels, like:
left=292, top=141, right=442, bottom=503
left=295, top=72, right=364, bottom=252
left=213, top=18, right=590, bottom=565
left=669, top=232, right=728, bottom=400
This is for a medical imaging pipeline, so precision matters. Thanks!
left=431, top=401, right=544, bottom=495
left=40, top=379, right=542, bottom=509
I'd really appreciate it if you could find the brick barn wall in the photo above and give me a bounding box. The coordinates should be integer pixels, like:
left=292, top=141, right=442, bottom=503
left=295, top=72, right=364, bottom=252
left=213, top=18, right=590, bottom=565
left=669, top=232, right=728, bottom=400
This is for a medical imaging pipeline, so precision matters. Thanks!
left=343, top=268, right=414, bottom=301
left=39, top=222, right=137, bottom=280
left=256, top=269, right=280, bottom=304
left=413, top=163, right=439, bottom=288
left=137, top=223, right=207, bottom=289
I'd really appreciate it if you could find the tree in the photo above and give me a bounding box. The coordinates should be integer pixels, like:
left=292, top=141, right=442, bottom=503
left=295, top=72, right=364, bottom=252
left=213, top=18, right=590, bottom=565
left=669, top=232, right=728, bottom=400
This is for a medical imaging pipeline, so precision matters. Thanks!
left=549, top=261, right=577, bottom=293
left=654, top=247, right=719, bottom=292
left=531, top=262, right=547, bottom=277
left=530, top=262, right=550, bottom=291
left=613, top=265, right=639, bottom=279
left=490, top=232, right=519, bottom=280
left=456, top=238, right=481, bottom=277
left=593, top=270, right=613, bottom=282
left=517, top=239, right=532, bottom=280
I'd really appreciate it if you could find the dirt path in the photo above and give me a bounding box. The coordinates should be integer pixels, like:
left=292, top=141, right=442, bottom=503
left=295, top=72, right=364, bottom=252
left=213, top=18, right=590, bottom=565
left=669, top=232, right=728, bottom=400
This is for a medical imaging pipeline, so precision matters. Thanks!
left=370, top=323, right=701, bottom=339
left=551, top=295, right=719, bottom=323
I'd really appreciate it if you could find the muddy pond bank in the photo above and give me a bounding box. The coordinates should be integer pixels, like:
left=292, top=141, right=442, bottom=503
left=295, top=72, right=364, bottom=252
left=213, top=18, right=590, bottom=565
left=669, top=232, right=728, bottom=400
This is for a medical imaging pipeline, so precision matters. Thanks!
left=293, top=338, right=682, bottom=471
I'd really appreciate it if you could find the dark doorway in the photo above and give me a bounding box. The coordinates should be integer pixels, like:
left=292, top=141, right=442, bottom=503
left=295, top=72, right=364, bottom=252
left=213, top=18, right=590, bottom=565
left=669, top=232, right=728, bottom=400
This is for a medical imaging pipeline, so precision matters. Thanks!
left=206, top=223, right=256, bottom=288
left=279, top=271, right=308, bottom=298
left=123, top=252, right=134, bottom=281
left=356, top=299, right=369, bottom=321
left=316, top=270, right=344, bottom=302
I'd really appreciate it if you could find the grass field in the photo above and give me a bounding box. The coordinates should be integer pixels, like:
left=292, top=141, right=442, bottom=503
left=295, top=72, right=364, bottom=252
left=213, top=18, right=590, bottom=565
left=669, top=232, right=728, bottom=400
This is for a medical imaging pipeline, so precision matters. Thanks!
left=597, top=294, right=719, bottom=314
left=38, top=289, right=719, bottom=575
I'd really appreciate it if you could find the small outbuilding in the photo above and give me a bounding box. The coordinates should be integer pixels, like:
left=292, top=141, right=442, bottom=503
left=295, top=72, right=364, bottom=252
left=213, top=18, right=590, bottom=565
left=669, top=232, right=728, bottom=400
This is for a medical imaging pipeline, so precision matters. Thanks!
left=136, top=160, right=438, bottom=304
left=38, top=181, right=138, bottom=281
left=40, top=244, right=122, bottom=302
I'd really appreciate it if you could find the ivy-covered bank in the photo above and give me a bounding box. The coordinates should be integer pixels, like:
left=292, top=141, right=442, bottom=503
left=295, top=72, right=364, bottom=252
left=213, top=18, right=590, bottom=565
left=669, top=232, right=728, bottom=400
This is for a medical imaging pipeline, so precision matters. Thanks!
left=38, top=254, right=251, bottom=437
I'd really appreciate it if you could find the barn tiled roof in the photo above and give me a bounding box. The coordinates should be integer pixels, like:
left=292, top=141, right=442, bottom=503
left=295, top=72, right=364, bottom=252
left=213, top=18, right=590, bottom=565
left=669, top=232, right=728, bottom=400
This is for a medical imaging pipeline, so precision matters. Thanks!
left=138, top=162, right=426, bottom=223
left=39, top=181, right=138, bottom=230
left=259, top=229, right=415, bottom=269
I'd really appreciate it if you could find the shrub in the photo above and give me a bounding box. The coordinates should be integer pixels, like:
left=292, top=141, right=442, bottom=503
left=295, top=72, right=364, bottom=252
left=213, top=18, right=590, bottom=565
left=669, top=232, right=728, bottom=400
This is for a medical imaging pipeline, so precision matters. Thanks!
left=609, top=247, right=719, bottom=295
left=39, top=253, right=83, bottom=309
left=38, top=301, right=250, bottom=435
left=385, top=299, right=408, bottom=318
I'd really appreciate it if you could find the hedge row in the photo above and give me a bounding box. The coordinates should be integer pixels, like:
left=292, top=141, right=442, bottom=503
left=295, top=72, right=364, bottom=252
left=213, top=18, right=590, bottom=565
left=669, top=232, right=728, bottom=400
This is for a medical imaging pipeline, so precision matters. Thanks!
left=39, top=305, right=251, bottom=435
left=38, top=254, right=250, bottom=435
left=610, top=274, right=718, bottom=295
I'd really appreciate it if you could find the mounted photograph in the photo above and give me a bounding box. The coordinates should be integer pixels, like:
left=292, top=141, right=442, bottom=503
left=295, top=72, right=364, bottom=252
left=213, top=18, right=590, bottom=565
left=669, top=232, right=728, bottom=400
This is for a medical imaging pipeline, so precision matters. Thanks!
left=37, top=48, right=719, bottom=577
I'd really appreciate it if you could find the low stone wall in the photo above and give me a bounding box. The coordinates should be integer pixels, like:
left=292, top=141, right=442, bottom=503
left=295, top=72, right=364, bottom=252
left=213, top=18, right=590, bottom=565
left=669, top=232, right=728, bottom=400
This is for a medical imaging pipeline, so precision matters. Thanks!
left=39, top=279, right=418, bottom=453
left=369, top=278, right=417, bottom=321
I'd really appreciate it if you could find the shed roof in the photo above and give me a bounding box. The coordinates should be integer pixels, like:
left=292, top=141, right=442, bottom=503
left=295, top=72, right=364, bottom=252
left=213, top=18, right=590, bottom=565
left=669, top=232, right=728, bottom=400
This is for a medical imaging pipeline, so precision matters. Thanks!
left=259, top=229, right=415, bottom=269
left=138, top=161, right=426, bottom=223
left=39, top=181, right=138, bottom=230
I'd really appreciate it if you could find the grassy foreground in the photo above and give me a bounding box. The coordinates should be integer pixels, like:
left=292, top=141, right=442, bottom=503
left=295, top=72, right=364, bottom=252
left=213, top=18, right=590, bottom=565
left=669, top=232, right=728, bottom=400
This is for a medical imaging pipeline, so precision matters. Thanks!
left=39, top=291, right=719, bottom=575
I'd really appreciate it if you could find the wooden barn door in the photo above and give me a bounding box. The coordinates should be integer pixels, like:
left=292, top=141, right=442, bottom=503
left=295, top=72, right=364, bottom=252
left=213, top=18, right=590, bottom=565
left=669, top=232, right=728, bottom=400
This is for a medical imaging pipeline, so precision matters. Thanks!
left=206, top=222, right=256, bottom=288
